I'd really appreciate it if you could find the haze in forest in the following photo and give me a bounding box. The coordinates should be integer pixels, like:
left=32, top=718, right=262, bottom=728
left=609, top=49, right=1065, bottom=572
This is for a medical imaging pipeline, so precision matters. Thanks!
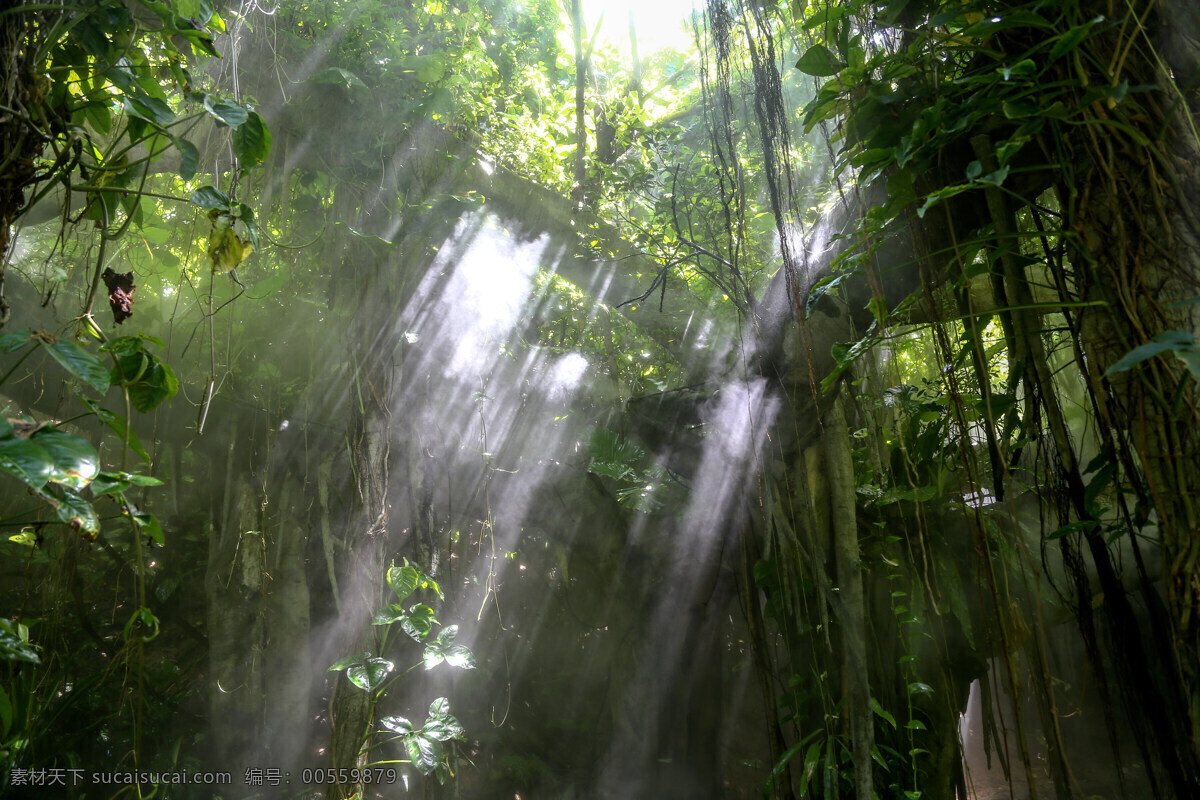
left=2, top=1, right=1199, bottom=799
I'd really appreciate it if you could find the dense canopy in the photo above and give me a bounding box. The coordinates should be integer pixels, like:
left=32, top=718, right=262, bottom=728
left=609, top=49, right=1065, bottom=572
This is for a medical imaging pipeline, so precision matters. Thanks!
left=2, top=0, right=1199, bottom=798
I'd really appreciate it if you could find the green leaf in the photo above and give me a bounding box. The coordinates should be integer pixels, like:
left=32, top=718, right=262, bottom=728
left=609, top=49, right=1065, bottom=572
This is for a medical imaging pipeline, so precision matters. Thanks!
left=1050, top=16, right=1105, bottom=60
left=0, top=620, right=39, bottom=664
left=133, top=511, right=165, bottom=545
left=175, top=137, right=200, bottom=180
left=372, top=603, right=407, bottom=625
left=998, top=59, right=1037, bottom=81
left=79, top=398, right=150, bottom=464
left=443, top=644, right=476, bottom=669
left=232, top=111, right=271, bottom=166
left=399, top=603, right=436, bottom=641
left=84, top=100, right=112, bottom=135
left=435, top=624, right=459, bottom=645
left=979, top=165, right=1009, bottom=186
left=0, top=437, right=55, bottom=489
left=917, top=184, right=973, bottom=218
left=33, top=429, right=100, bottom=490
left=0, top=685, right=11, bottom=735
left=191, top=185, right=230, bottom=210
left=123, top=93, right=176, bottom=126
left=388, top=562, right=421, bottom=602
left=870, top=697, right=897, bottom=729
left=203, top=95, right=249, bottom=127
left=91, top=471, right=163, bottom=496
left=1046, top=519, right=1100, bottom=541
left=44, top=341, right=110, bottom=393
left=428, top=697, right=450, bottom=717
left=310, top=67, right=368, bottom=89
left=328, top=652, right=370, bottom=672
left=423, top=714, right=465, bottom=742
left=56, top=490, right=100, bottom=535
left=908, top=681, right=934, bottom=696
left=0, top=328, right=33, bottom=353
left=404, top=732, right=443, bottom=775
left=1105, top=330, right=1195, bottom=375
left=380, top=715, right=413, bottom=734
left=347, top=656, right=393, bottom=691
left=796, top=44, right=844, bottom=77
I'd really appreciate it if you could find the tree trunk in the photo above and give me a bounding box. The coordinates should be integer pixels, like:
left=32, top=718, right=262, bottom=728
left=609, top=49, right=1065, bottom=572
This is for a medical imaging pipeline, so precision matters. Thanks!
left=824, top=395, right=874, bottom=800
left=1065, top=2, right=1200, bottom=786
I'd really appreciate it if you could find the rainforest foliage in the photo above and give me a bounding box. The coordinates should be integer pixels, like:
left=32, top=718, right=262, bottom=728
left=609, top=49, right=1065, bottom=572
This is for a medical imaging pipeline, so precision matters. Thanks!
left=1, top=0, right=1198, bottom=799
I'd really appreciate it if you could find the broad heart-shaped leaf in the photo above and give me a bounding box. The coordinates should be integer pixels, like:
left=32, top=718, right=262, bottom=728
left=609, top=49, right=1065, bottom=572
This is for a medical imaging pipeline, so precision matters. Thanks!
left=191, top=185, right=230, bottom=211
left=380, top=715, right=413, bottom=734
left=203, top=95, right=249, bottom=127
left=403, top=732, right=443, bottom=775
left=422, top=714, right=465, bottom=742
left=796, top=43, right=844, bottom=77
left=126, top=360, right=179, bottom=413
left=387, top=562, right=421, bottom=602
left=435, top=624, right=459, bottom=646
left=32, top=429, right=99, bottom=490
left=372, top=603, right=407, bottom=626
left=54, top=490, right=100, bottom=535
left=428, top=697, right=450, bottom=718
left=443, top=644, right=476, bottom=670
left=423, top=645, right=446, bottom=670
left=399, top=604, right=436, bottom=641
left=347, top=656, right=393, bottom=692
left=44, top=341, right=110, bottom=393
left=1105, top=329, right=1197, bottom=375
left=0, top=437, right=55, bottom=489
left=232, top=111, right=271, bottom=166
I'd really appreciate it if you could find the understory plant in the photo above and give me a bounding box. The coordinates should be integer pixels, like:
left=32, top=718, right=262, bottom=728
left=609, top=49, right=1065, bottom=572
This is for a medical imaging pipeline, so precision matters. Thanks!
left=328, top=560, right=475, bottom=785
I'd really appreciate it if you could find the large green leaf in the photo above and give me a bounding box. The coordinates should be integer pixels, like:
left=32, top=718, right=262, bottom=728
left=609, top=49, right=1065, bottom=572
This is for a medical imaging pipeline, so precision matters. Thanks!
left=175, top=137, right=200, bottom=180
left=346, top=656, right=393, bottom=692
left=191, top=185, right=231, bottom=210
left=44, top=340, right=110, bottom=393
left=232, top=111, right=271, bottom=166
left=443, top=644, right=476, bottom=670
left=404, top=732, right=443, bottom=775
left=380, top=715, right=413, bottom=734
left=423, top=714, right=465, bottom=742
left=203, top=95, right=248, bottom=127
left=55, top=490, right=100, bottom=535
left=795, top=44, right=844, bottom=77
left=123, top=93, right=176, bottom=125
left=126, top=360, right=179, bottom=412
left=388, top=562, right=421, bottom=602
left=372, top=603, right=407, bottom=626
left=33, top=429, right=100, bottom=490
left=399, top=603, right=436, bottom=641
left=0, top=437, right=55, bottom=488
